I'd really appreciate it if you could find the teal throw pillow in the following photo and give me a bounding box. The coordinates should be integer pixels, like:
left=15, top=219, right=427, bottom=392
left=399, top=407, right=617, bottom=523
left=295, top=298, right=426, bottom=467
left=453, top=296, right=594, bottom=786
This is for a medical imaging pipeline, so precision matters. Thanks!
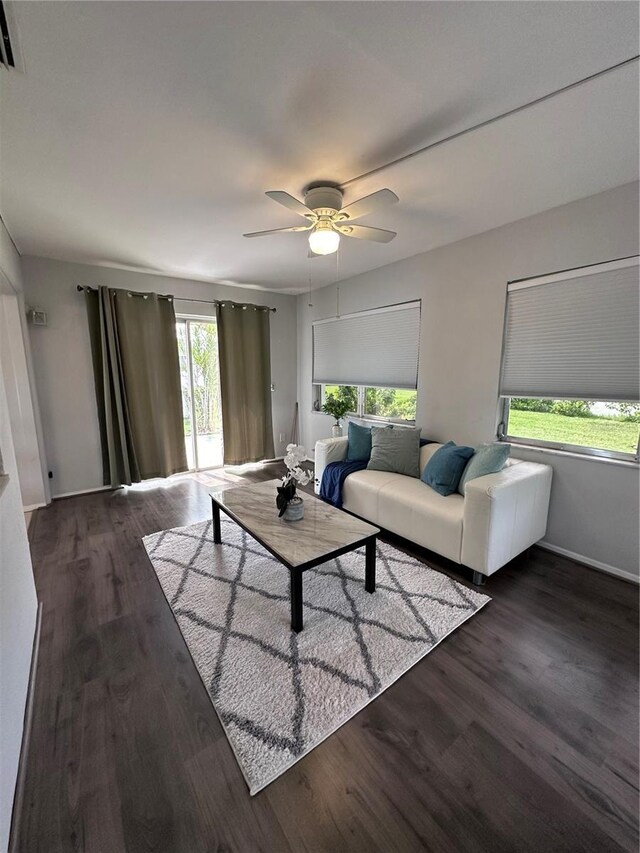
left=347, top=421, right=373, bottom=462
left=422, top=441, right=475, bottom=496
left=367, top=427, right=421, bottom=478
left=458, top=443, right=511, bottom=495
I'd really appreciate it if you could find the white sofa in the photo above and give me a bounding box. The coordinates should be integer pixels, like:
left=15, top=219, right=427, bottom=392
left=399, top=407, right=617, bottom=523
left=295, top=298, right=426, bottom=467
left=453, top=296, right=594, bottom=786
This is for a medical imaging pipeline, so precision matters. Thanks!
left=314, top=437, right=553, bottom=584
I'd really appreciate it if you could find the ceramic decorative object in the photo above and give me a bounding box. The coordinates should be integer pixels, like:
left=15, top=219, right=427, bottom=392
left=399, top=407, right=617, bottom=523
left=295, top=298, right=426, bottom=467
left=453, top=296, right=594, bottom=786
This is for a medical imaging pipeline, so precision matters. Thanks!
left=283, top=495, right=304, bottom=522
left=277, top=444, right=313, bottom=519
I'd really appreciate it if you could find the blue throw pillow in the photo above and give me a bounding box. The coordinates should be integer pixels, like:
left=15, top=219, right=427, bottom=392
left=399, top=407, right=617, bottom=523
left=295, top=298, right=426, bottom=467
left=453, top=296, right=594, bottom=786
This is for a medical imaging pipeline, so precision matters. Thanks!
left=347, top=421, right=373, bottom=462
left=422, top=441, right=475, bottom=496
left=458, top=443, right=511, bottom=495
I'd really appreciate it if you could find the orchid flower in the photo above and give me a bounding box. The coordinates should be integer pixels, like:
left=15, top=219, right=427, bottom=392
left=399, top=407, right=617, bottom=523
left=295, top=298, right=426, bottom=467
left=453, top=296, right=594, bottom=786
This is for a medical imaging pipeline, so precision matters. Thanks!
left=282, top=444, right=312, bottom=486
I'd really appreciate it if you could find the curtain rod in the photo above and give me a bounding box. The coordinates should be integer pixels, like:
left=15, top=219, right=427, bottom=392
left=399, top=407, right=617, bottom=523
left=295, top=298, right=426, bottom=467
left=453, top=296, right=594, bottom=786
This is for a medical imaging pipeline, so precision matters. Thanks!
left=76, top=285, right=276, bottom=312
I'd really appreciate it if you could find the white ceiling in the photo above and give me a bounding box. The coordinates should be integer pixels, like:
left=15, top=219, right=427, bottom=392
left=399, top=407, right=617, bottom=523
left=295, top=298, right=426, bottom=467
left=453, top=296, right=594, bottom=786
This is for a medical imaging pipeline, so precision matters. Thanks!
left=1, top=1, right=638, bottom=293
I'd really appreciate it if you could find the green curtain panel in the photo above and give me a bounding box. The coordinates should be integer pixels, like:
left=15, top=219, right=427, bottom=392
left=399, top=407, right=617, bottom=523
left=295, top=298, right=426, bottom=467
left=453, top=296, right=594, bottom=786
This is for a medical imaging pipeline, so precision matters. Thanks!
left=216, top=302, right=275, bottom=465
left=85, top=287, right=188, bottom=487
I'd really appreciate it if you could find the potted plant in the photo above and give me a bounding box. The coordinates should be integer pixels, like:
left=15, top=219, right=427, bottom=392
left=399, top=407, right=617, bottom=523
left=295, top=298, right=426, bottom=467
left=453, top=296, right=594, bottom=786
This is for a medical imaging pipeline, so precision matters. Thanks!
left=277, top=444, right=313, bottom=521
left=321, top=394, right=351, bottom=437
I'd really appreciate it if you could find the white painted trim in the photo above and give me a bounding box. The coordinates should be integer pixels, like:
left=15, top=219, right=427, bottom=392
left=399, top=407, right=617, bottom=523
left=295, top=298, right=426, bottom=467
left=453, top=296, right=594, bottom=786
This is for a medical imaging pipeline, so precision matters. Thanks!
left=508, top=255, right=639, bottom=291
left=507, top=442, right=639, bottom=468
left=312, top=299, right=421, bottom=325
left=537, top=540, right=639, bottom=585
left=53, top=485, right=114, bottom=499
left=175, top=312, right=217, bottom=322
left=22, top=502, right=47, bottom=513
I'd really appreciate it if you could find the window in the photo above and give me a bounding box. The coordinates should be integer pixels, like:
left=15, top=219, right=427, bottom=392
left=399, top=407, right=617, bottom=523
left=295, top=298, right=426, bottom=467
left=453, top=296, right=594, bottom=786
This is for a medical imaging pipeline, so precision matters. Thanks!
left=322, top=384, right=359, bottom=413
left=502, top=399, right=640, bottom=459
left=499, top=257, right=639, bottom=461
left=312, top=301, right=420, bottom=389
left=314, top=384, right=417, bottom=423
left=312, top=301, right=420, bottom=423
left=364, top=387, right=417, bottom=421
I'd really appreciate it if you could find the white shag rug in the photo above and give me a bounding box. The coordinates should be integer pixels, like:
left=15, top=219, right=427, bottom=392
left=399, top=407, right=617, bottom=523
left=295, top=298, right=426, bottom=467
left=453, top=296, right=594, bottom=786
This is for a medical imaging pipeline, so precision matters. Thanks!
left=143, top=518, right=490, bottom=794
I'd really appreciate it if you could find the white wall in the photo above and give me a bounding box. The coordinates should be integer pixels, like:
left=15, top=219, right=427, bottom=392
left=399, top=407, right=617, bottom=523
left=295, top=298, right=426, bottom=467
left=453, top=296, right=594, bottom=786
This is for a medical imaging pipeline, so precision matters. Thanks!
left=298, top=182, right=640, bottom=579
left=0, top=222, right=49, bottom=509
left=21, top=257, right=299, bottom=497
left=0, top=345, right=38, bottom=852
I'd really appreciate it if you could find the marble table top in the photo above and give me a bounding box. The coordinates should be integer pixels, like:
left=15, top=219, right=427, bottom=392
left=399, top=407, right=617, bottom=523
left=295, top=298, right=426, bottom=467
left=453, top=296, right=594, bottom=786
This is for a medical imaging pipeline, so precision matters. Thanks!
left=209, top=479, right=379, bottom=568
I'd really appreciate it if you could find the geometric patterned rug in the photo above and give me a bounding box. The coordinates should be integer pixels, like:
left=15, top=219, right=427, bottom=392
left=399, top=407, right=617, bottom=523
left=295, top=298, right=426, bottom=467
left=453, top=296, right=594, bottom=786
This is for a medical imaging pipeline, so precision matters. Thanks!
left=143, top=518, right=490, bottom=795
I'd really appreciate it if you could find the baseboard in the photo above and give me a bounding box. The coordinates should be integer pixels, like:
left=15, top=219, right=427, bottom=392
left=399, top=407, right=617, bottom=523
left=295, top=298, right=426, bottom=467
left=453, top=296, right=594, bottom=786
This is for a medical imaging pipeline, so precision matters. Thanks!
left=537, top=540, right=639, bottom=585
left=8, top=601, right=43, bottom=853
left=53, top=485, right=114, bottom=499
left=22, top=502, right=47, bottom=513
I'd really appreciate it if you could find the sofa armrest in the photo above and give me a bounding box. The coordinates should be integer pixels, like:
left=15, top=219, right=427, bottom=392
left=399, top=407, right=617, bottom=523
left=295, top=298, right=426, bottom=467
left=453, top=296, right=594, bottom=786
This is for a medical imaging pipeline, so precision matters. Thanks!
left=314, top=437, right=349, bottom=494
left=461, top=460, right=552, bottom=576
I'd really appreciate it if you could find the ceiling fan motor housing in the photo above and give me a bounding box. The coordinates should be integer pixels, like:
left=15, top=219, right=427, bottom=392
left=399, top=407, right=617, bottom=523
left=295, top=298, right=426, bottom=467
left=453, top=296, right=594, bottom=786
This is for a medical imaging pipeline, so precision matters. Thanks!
left=303, top=186, right=344, bottom=216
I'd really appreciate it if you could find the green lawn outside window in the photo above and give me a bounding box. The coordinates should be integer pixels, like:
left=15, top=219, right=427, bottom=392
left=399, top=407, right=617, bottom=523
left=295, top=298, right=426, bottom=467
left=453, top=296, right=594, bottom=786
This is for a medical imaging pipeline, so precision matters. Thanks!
left=508, top=406, right=639, bottom=455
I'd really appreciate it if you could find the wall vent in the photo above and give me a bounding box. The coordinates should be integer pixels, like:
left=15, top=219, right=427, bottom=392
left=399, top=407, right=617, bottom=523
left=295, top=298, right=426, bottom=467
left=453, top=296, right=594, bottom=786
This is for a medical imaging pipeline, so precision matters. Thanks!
left=0, top=1, right=20, bottom=70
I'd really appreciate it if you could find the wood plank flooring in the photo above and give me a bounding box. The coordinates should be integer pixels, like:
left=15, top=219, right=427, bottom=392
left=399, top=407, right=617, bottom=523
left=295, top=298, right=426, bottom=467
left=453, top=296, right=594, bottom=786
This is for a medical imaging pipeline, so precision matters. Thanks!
left=14, top=465, right=639, bottom=852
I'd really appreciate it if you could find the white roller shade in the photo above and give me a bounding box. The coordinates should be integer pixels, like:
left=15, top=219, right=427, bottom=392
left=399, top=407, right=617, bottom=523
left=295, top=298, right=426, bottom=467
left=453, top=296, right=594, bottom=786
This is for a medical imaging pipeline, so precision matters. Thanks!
left=313, top=301, right=421, bottom=389
left=500, top=257, right=639, bottom=401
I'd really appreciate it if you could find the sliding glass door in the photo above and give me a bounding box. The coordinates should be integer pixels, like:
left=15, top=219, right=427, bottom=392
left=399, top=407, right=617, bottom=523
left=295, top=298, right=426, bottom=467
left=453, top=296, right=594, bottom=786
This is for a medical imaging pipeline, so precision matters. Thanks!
left=176, top=318, right=224, bottom=470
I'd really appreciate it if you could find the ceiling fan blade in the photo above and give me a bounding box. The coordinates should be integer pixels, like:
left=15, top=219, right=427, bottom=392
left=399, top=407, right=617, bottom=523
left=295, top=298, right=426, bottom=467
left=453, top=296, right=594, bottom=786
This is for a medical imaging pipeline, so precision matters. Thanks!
left=265, top=190, right=315, bottom=218
left=338, top=188, right=398, bottom=221
left=243, top=225, right=312, bottom=238
left=335, top=223, right=397, bottom=243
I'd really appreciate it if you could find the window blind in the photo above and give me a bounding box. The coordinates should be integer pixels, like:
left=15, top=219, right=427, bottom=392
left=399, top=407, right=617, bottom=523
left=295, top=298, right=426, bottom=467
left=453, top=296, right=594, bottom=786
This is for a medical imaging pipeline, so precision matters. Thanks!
left=500, top=257, right=639, bottom=401
left=312, top=301, right=421, bottom=389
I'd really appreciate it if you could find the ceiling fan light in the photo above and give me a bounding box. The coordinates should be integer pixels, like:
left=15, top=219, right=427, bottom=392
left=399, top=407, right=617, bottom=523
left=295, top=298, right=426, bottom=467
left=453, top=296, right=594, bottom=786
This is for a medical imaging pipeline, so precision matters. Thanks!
left=309, top=227, right=340, bottom=256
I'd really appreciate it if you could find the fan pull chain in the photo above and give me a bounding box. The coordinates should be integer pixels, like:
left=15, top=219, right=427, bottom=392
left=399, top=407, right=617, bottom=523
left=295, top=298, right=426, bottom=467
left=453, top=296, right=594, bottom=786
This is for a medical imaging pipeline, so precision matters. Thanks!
left=335, top=247, right=340, bottom=317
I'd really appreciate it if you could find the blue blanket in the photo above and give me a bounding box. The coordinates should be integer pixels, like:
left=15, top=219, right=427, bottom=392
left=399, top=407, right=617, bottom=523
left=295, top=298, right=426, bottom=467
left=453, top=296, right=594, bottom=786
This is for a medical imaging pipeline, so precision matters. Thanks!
left=320, top=460, right=367, bottom=508
left=320, top=438, right=435, bottom=508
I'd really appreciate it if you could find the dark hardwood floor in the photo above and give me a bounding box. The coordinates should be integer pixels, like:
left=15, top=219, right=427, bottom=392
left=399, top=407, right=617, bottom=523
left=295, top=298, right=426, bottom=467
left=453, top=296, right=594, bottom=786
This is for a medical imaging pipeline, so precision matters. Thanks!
left=15, top=464, right=639, bottom=852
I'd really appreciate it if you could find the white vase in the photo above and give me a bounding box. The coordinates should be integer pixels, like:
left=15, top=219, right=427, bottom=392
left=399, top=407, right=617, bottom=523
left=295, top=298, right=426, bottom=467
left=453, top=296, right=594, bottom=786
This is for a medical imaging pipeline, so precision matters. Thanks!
left=331, top=423, right=343, bottom=438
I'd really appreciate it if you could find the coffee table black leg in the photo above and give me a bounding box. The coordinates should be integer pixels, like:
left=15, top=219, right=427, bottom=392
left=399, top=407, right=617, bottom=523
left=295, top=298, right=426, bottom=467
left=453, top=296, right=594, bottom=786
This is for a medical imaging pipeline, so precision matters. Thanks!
left=211, top=498, right=222, bottom=545
left=365, top=537, right=376, bottom=593
left=291, top=569, right=303, bottom=632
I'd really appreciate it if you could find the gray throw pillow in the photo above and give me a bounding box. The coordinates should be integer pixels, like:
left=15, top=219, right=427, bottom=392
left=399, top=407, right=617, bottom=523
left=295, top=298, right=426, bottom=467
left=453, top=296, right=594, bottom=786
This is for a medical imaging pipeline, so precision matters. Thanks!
left=458, top=443, right=511, bottom=495
left=367, top=426, right=422, bottom=478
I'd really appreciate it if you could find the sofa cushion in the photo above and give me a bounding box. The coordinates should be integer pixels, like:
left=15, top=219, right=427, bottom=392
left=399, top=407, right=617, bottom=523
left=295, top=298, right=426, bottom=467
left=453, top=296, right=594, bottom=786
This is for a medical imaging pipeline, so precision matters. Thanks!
left=419, top=442, right=443, bottom=476
left=341, top=469, right=404, bottom=524
left=377, top=476, right=464, bottom=563
left=367, top=426, right=421, bottom=478
left=458, top=443, right=511, bottom=495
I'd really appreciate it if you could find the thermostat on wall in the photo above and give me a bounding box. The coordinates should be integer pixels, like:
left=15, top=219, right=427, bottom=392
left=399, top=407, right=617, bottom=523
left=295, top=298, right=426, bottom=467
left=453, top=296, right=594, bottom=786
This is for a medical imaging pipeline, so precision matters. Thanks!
left=28, top=309, right=47, bottom=326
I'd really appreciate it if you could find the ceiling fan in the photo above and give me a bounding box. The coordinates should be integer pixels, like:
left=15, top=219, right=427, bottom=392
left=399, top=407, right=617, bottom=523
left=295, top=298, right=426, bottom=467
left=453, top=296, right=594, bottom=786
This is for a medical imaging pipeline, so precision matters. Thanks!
left=243, top=185, right=399, bottom=255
